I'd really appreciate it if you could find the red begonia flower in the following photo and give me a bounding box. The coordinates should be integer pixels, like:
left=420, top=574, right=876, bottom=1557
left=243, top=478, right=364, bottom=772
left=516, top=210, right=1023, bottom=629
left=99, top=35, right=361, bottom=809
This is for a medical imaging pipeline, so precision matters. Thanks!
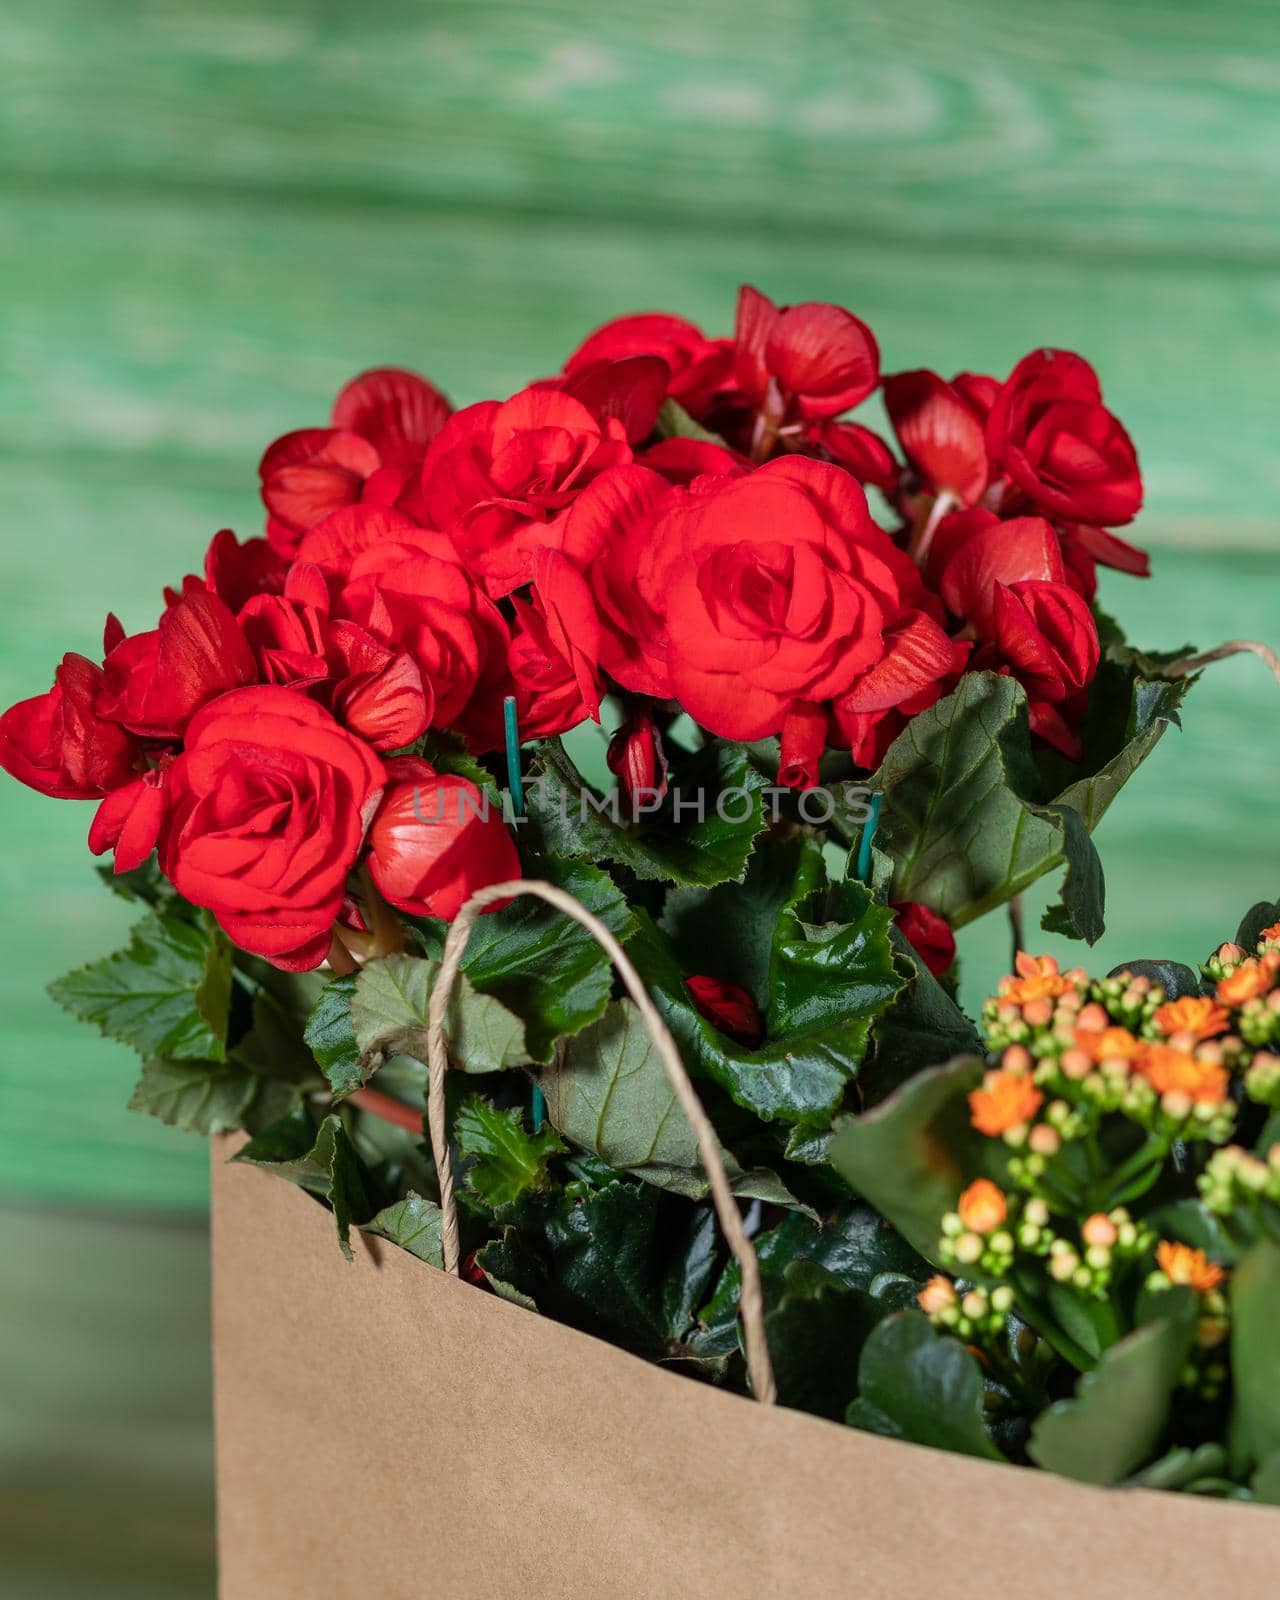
left=685, top=975, right=764, bottom=1048
left=892, top=900, right=957, bottom=977
left=159, top=687, right=384, bottom=969
left=366, top=756, right=520, bottom=921
left=0, top=653, right=138, bottom=799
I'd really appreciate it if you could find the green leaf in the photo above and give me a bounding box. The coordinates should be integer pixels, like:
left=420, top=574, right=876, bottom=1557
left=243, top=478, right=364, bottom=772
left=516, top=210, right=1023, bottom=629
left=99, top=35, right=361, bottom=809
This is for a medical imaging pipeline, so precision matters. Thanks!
left=860, top=928, right=981, bottom=1105
left=455, top=1096, right=566, bottom=1208
left=526, top=738, right=769, bottom=888
left=415, top=728, right=501, bottom=792
left=303, top=973, right=362, bottom=1096
left=865, top=666, right=1187, bottom=933
left=350, top=953, right=527, bottom=1078
left=412, top=859, right=636, bottom=1063
left=538, top=998, right=804, bottom=1207
left=475, top=1182, right=715, bottom=1356
left=1230, top=1237, right=1280, bottom=1474
left=1028, top=1290, right=1197, bottom=1483
left=632, top=858, right=902, bottom=1126
left=660, top=832, right=813, bottom=1003
left=1252, top=1454, right=1280, bottom=1506
left=828, top=1055, right=989, bottom=1260
left=1106, top=959, right=1204, bottom=1000
left=1127, top=1444, right=1230, bottom=1492
left=846, top=1312, right=1003, bottom=1459
left=128, top=1055, right=258, bottom=1134
left=765, top=1261, right=885, bottom=1420
left=1037, top=802, right=1104, bottom=942
left=233, top=1111, right=374, bottom=1260
left=362, top=1192, right=444, bottom=1268
left=1236, top=899, right=1280, bottom=952
left=654, top=398, right=728, bottom=446
left=95, top=855, right=180, bottom=910
left=49, top=911, right=233, bottom=1062
left=693, top=1203, right=926, bottom=1360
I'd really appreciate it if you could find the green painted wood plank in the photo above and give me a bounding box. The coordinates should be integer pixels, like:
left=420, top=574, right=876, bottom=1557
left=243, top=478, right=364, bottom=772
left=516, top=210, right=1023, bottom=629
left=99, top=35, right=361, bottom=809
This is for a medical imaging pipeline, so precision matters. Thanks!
left=0, top=1208, right=215, bottom=1597
left=3, top=0, right=1280, bottom=262
left=1, top=192, right=1278, bottom=544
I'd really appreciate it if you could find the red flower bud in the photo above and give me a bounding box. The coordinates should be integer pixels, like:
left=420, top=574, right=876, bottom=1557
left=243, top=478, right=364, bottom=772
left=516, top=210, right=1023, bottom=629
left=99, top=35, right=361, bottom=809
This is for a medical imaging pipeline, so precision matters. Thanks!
left=0, top=653, right=137, bottom=799
left=606, top=711, right=669, bottom=815
left=892, top=901, right=956, bottom=978
left=685, top=975, right=764, bottom=1048
left=367, top=758, right=521, bottom=922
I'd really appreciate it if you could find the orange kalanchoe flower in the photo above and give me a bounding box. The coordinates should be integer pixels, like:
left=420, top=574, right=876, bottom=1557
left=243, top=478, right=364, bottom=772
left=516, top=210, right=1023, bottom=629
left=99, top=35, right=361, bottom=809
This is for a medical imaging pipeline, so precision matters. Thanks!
left=1259, top=922, right=1280, bottom=944
left=998, top=952, right=1070, bottom=1007
left=957, top=1178, right=1007, bottom=1235
left=1217, top=957, right=1276, bottom=1007
left=1151, top=995, right=1230, bottom=1041
left=969, top=1066, right=1044, bottom=1137
left=1155, top=1241, right=1226, bottom=1294
left=1074, top=1024, right=1143, bottom=1064
left=1137, top=1044, right=1229, bottom=1106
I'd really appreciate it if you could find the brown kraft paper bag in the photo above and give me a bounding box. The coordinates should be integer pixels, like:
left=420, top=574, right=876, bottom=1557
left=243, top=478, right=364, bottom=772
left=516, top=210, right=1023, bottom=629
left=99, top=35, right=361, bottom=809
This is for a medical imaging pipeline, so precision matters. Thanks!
left=212, top=1137, right=1280, bottom=1599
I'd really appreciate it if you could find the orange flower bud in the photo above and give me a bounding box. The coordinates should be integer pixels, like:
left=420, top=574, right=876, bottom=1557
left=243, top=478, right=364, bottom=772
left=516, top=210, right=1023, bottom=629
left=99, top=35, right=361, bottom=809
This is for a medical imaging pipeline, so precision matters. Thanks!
left=917, top=1275, right=957, bottom=1316
left=956, top=1178, right=1007, bottom=1235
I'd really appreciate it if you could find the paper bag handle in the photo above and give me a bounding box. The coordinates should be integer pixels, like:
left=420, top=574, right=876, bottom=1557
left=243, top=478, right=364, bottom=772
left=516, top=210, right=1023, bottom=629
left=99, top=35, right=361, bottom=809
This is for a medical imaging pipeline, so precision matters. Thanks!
left=425, top=877, right=778, bottom=1406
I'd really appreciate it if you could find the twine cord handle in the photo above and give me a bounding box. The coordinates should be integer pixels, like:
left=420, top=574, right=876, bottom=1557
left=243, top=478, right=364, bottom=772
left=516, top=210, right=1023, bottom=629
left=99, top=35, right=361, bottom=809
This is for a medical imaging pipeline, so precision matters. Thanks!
left=425, top=877, right=778, bottom=1405
left=1169, top=638, right=1280, bottom=689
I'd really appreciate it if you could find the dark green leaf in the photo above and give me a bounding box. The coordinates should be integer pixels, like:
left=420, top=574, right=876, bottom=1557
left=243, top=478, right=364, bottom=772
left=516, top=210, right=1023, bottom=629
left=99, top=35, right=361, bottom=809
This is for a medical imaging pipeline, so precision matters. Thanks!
left=49, top=912, right=233, bottom=1062
left=1236, top=899, right=1280, bottom=952
left=362, top=1193, right=444, bottom=1268
left=1230, top=1237, right=1280, bottom=1474
left=526, top=738, right=769, bottom=888
left=233, top=1111, right=374, bottom=1260
left=303, top=973, right=362, bottom=1097
left=632, top=862, right=901, bottom=1126
left=538, top=998, right=803, bottom=1207
left=455, top=1096, right=565, bottom=1208
left=660, top=832, right=813, bottom=1005
left=1028, top=1289, right=1196, bottom=1483
left=861, top=929, right=981, bottom=1104
left=866, top=667, right=1187, bottom=932
left=828, top=1055, right=989, bottom=1259
left=1106, top=959, right=1204, bottom=999
left=475, top=1181, right=712, bottom=1356
left=692, top=1202, right=927, bottom=1360
left=413, top=860, right=637, bottom=1062
left=846, top=1312, right=1003, bottom=1460
left=1037, top=802, right=1104, bottom=942
left=128, top=1055, right=258, bottom=1134
left=351, top=953, right=527, bottom=1077
left=765, top=1261, right=885, bottom=1420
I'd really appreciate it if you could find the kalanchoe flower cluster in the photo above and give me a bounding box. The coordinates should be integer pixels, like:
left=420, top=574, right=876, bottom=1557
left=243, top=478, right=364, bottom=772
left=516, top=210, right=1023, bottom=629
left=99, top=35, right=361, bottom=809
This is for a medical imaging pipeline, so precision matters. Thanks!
left=919, top=923, right=1280, bottom=1410
left=0, top=290, right=1151, bottom=969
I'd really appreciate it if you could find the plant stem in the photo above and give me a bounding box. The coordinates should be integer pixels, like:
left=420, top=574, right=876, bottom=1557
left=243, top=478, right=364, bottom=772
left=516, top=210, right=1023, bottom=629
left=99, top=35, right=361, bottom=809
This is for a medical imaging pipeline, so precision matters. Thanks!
left=350, top=1086, right=425, bottom=1135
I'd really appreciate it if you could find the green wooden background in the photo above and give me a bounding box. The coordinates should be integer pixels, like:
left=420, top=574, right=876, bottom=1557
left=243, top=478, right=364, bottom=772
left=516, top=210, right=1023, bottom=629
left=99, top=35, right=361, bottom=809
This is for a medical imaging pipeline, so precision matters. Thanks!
left=1, top=3, right=1278, bottom=1591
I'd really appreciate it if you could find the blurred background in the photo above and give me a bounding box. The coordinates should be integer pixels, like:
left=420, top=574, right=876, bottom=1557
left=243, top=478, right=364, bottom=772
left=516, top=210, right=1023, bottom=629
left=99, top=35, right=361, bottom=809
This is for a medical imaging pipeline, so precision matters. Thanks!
left=2, top=2, right=1278, bottom=1592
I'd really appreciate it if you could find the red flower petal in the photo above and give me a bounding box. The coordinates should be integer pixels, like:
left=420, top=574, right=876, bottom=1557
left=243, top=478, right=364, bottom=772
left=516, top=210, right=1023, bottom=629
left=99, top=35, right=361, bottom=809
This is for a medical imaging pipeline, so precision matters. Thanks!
left=883, top=369, right=988, bottom=504
left=330, top=367, right=451, bottom=470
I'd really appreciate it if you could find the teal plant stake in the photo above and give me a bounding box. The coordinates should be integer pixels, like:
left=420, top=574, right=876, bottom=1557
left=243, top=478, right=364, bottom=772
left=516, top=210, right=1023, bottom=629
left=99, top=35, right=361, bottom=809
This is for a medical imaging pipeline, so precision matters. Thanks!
left=503, top=695, right=544, bottom=1131
left=855, top=791, right=882, bottom=885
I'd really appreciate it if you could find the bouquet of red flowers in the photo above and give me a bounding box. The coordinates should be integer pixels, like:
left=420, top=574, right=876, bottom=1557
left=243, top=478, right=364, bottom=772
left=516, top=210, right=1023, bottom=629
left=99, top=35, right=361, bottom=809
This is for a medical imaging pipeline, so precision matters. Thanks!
left=2, top=287, right=1184, bottom=975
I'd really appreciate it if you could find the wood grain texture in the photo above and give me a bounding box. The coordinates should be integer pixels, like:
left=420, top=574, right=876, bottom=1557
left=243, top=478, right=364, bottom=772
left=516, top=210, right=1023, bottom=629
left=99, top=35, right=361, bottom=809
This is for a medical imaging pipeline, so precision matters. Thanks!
left=0, top=1, right=1278, bottom=1216
left=0, top=1208, right=215, bottom=1596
